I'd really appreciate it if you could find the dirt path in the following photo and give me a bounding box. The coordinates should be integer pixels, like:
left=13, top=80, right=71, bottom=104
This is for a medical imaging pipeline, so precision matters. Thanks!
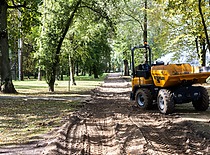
left=42, top=73, right=210, bottom=155
left=1, top=73, right=210, bottom=154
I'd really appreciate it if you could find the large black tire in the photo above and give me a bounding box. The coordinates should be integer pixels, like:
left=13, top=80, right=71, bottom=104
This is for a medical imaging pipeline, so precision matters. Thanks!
left=192, top=86, right=209, bottom=111
left=135, top=88, right=153, bottom=110
left=157, top=89, right=174, bottom=114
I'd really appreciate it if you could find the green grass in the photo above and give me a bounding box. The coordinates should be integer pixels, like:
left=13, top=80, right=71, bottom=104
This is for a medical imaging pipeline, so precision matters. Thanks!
left=13, top=80, right=102, bottom=94
left=12, top=74, right=107, bottom=94
left=0, top=99, right=79, bottom=145
left=0, top=75, right=106, bottom=145
left=12, top=77, right=105, bottom=94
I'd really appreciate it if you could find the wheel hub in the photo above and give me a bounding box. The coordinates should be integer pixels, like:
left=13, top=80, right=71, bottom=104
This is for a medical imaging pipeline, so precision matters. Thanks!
left=158, top=96, right=164, bottom=110
left=137, top=94, right=145, bottom=106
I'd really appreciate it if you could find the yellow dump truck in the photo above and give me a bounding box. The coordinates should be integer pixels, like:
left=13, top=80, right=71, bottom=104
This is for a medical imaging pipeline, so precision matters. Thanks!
left=130, top=45, right=210, bottom=114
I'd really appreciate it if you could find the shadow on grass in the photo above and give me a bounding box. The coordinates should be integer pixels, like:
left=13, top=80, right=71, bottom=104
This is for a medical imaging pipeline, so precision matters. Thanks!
left=15, top=90, right=92, bottom=96
left=0, top=97, right=84, bottom=146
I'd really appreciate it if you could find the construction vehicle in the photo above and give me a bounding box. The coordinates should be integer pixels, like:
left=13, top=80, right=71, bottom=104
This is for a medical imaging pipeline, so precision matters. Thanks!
left=130, top=44, right=210, bottom=114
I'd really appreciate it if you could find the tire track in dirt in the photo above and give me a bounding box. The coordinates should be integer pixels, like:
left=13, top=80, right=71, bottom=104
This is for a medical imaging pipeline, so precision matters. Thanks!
left=128, top=112, right=180, bottom=154
left=43, top=73, right=210, bottom=155
left=128, top=109, right=210, bottom=155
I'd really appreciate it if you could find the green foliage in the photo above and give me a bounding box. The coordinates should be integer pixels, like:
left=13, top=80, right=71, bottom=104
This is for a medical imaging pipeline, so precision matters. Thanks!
left=86, top=23, right=112, bottom=76
left=37, top=0, right=76, bottom=84
left=155, top=0, right=210, bottom=65
left=36, top=0, right=117, bottom=84
left=7, top=0, right=42, bottom=80
left=111, top=0, right=145, bottom=68
left=111, top=0, right=170, bottom=64
left=6, top=0, right=209, bottom=91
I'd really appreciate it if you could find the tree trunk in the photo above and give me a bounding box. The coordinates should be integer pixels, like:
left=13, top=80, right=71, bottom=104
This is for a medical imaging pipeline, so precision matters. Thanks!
left=201, top=40, right=206, bottom=66
left=37, top=60, right=42, bottom=81
left=48, top=79, right=55, bottom=92
left=76, top=61, right=79, bottom=76
left=123, top=59, right=129, bottom=76
left=89, top=68, right=92, bottom=76
left=60, top=66, right=64, bottom=81
left=93, top=65, right=99, bottom=79
left=195, top=37, right=199, bottom=57
left=48, top=0, right=81, bottom=91
left=198, top=0, right=210, bottom=53
left=0, top=1, right=17, bottom=93
left=143, top=0, right=147, bottom=45
left=48, top=67, right=56, bottom=92
left=70, top=57, right=76, bottom=85
left=143, top=0, right=149, bottom=65
left=108, top=61, right=111, bottom=73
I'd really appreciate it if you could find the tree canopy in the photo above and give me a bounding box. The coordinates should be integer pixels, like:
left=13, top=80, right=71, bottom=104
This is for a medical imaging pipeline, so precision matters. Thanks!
left=0, top=0, right=209, bottom=93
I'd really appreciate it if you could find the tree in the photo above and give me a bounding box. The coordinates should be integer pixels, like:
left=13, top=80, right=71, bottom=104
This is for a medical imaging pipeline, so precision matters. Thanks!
left=112, top=0, right=154, bottom=74
left=155, top=0, right=210, bottom=66
left=0, top=1, right=26, bottom=93
left=198, top=0, right=210, bottom=55
left=38, top=0, right=82, bottom=92
left=85, top=24, right=112, bottom=78
left=0, top=0, right=41, bottom=93
left=38, top=0, right=117, bottom=91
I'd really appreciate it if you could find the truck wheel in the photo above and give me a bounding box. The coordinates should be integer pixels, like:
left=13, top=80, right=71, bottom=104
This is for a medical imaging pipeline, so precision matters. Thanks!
left=157, top=89, right=174, bottom=114
left=192, top=86, right=209, bottom=111
left=135, top=88, right=152, bottom=110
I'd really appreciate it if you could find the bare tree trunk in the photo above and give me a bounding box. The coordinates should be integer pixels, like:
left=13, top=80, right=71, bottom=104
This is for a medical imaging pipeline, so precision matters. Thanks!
left=0, top=1, right=17, bottom=93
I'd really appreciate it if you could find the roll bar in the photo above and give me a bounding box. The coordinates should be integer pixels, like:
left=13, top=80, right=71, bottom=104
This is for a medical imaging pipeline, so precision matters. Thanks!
left=131, top=44, right=152, bottom=75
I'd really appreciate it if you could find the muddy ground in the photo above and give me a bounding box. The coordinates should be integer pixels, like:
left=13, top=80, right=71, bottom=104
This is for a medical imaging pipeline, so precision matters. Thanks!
left=1, top=73, right=210, bottom=155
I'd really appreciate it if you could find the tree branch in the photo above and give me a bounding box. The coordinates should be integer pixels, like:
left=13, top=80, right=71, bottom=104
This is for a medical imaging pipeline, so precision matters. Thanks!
left=56, top=0, right=82, bottom=59
left=123, top=10, right=144, bottom=31
left=8, top=1, right=26, bottom=9
left=80, top=2, right=115, bottom=32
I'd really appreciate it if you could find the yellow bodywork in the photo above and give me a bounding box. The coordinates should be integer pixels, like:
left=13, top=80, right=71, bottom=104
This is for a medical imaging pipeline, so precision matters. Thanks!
left=132, top=63, right=210, bottom=88
left=132, top=76, right=153, bottom=89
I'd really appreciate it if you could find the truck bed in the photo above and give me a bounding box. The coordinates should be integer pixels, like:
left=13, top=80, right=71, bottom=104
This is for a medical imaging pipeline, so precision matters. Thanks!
left=151, top=64, right=210, bottom=87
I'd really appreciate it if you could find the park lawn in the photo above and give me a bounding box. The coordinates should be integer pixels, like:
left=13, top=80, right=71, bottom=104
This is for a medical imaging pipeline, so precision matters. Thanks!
left=0, top=99, right=78, bottom=145
left=0, top=75, right=106, bottom=145
left=13, top=74, right=105, bottom=94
